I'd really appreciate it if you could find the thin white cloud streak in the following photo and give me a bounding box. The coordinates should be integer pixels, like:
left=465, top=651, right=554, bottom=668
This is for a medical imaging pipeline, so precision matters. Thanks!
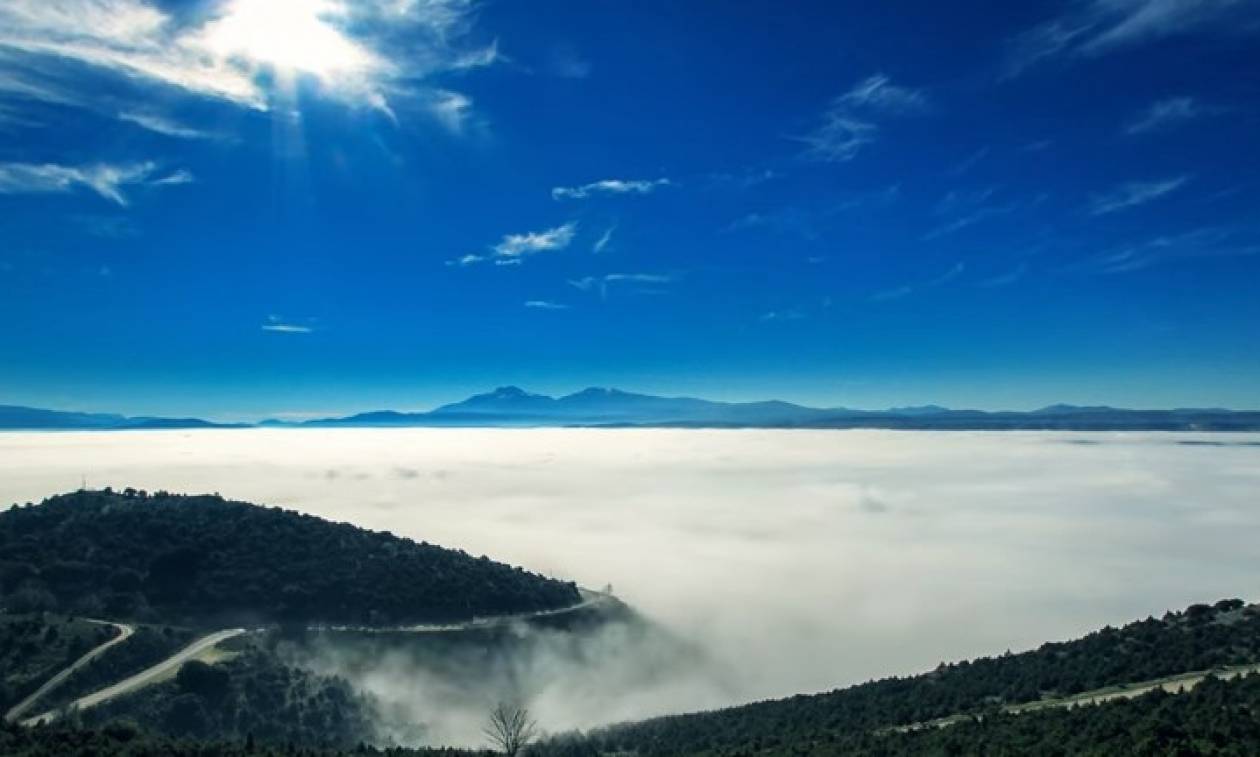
left=1071, top=228, right=1260, bottom=273
left=723, top=206, right=823, bottom=240
left=4, top=429, right=1258, bottom=746
left=449, top=222, right=579, bottom=267
left=552, top=178, right=671, bottom=201
left=870, top=261, right=964, bottom=302
left=1005, top=0, right=1256, bottom=77
left=795, top=74, right=928, bottom=163
left=925, top=261, right=965, bottom=287
left=759, top=309, right=806, bottom=322
left=868, top=284, right=913, bottom=302
left=839, top=73, right=929, bottom=113
left=261, top=323, right=312, bottom=333
left=947, top=147, right=990, bottom=177
left=922, top=206, right=1015, bottom=240
left=977, top=263, right=1028, bottom=287
left=151, top=168, right=194, bottom=186
left=0, top=160, right=184, bottom=205
left=118, top=111, right=217, bottom=140
left=445, top=253, right=485, bottom=267
left=494, top=222, right=578, bottom=258
left=261, top=314, right=314, bottom=333
left=923, top=187, right=1017, bottom=240
left=934, top=187, right=997, bottom=216
left=1089, top=175, right=1188, bottom=215
left=603, top=273, right=672, bottom=284
left=1124, top=97, right=1213, bottom=135
left=569, top=272, right=674, bottom=299
left=0, top=65, right=83, bottom=108
left=592, top=226, right=615, bottom=253
left=523, top=300, right=570, bottom=310
left=707, top=168, right=779, bottom=190
left=427, top=89, right=472, bottom=133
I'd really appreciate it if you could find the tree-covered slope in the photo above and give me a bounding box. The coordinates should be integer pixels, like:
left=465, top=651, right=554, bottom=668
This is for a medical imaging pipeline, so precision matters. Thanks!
left=11, top=673, right=1260, bottom=756
left=81, top=644, right=378, bottom=748
left=0, top=614, right=117, bottom=716
left=538, top=599, right=1260, bottom=756
left=0, top=490, right=579, bottom=627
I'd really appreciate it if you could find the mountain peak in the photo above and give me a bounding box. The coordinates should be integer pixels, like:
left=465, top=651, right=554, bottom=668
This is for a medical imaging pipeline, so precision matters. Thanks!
left=565, top=386, right=630, bottom=399
left=1033, top=404, right=1118, bottom=415
left=887, top=404, right=951, bottom=416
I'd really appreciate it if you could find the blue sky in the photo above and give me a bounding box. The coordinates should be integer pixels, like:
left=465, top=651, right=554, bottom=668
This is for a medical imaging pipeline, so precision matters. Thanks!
left=1, top=0, right=1258, bottom=420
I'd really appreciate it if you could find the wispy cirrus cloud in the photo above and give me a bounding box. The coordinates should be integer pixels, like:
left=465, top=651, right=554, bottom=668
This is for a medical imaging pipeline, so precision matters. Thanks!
left=977, top=263, right=1029, bottom=288
left=946, top=147, right=990, bottom=177
left=1124, top=97, right=1215, bottom=135
left=1070, top=228, right=1260, bottom=274
left=261, top=315, right=313, bottom=333
left=524, top=300, right=570, bottom=310
left=73, top=213, right=139, bottom=239
left=925, top=261, right=966, bottom=287
left=706, top=167, right=779, bottom=190
left=494, top=222, right=578, bottom=257
left=795, top=74, right=928, bottom=163
left=870, top=262, right=965, bottom=302
left=119, top=111, right=219, bottom=140
left=603, top=273, right=673, bottom=285
left=759, top=309, right=806, bottom=323
left=1005, top=0, right=1256, bottom=78
left=869, top=284, right=913, bottom=302
left=445, top=253, right=484, bottom=267
left=0, top=0, right=497, bottom=127
left=592, top=226, right=615, bottom=253
left=449, top=222, right=579, bottom=267
left=923, top=187, right=1020, bottom=240
left=723, top=208, right=818, bottom=240
left=552, top=178, right=671, bottom=201
left=0, top=160, right=189, bottom=205
left=1088, top=175, right=1188, bottom=215
left=426, top=89, right=475, bottom=134
left=151, top=168, right=194, bottom=186
left=569, top=272, right=675, bottom=299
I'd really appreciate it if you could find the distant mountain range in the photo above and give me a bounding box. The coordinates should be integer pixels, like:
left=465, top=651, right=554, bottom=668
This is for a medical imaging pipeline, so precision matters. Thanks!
left=0, top=405, right=247, bottom=430
left=6, top=387, right=1256, bottom=431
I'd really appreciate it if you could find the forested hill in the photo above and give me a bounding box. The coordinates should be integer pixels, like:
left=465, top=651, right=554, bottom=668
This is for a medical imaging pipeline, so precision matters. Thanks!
left=538, top=599, right=1260, bottom=756
left=0, top=489, right=580, bottom=627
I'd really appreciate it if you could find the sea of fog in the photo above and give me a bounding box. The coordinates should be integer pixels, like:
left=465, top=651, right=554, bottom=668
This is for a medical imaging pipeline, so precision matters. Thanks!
left=2, top=428, right=1259, bottom=743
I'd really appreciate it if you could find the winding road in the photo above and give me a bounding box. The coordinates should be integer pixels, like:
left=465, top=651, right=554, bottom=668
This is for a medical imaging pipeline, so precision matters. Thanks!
left=316, top=587, right=616, bottom=634
left=891, top=661, right=1260, bottom=734
left=21, top=627, right=247, bottom=727
left=3, top=619, right=134, bottom=724
left=19, top=589, right=614, bottom=726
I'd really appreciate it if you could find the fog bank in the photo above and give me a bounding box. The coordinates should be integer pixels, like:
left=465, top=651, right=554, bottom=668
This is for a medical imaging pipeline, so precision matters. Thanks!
left=2, top=429, right=1258, bottom=743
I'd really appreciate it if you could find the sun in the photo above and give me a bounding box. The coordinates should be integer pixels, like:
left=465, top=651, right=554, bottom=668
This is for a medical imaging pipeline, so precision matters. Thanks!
left=197, top=0, right=377, bottom=81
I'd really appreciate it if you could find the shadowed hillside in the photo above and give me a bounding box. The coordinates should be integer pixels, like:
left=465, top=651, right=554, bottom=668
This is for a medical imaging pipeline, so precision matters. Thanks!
left=0, top=490, right=580, bottom=627
left=535, top=599, right=1260, bottom=756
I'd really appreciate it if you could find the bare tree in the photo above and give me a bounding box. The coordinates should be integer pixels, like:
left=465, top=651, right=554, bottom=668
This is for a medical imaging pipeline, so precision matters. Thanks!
left=484, top=702, right=538, bottom=757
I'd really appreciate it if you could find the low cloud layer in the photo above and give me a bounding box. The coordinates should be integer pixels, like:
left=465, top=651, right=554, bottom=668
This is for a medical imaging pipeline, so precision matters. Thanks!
left=2, top=429, right=1258, bottom=745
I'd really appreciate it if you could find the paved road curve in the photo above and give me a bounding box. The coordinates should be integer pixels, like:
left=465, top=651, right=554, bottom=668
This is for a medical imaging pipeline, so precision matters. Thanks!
left=3, top=620, right=134, bottom=724
left=23, top=627, right=247, bottom=726
left=891, top=661, right=1260, bottom=734
left=315, top=587, right=615, bottom=633
left=21, top=589, right=613, bottom=725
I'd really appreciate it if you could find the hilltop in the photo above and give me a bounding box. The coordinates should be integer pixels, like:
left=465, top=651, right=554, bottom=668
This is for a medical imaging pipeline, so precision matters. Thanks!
left=0, top=489, right=580, bottom=627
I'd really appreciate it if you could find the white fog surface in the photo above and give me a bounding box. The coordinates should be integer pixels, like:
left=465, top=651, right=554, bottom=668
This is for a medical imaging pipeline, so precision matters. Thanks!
left=2, top=428, right=1258, bottom=740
